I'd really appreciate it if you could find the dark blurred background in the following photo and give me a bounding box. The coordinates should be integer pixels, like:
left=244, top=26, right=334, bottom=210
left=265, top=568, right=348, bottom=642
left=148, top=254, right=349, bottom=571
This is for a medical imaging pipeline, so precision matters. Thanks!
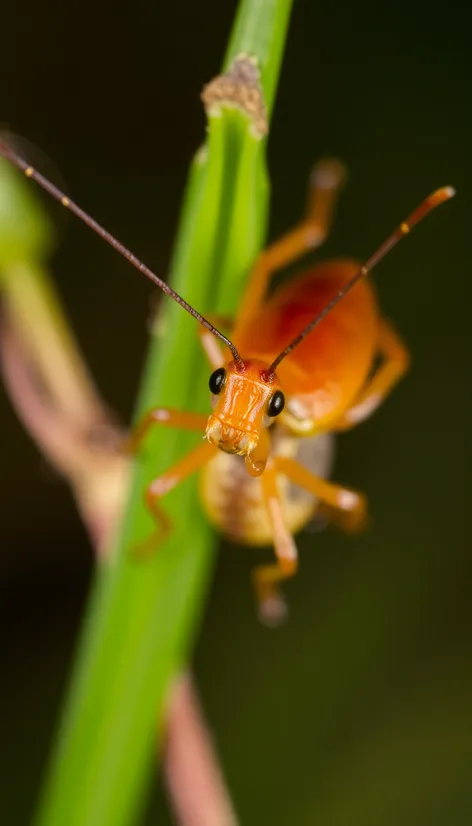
left=1, top=0, right=471, bottom=824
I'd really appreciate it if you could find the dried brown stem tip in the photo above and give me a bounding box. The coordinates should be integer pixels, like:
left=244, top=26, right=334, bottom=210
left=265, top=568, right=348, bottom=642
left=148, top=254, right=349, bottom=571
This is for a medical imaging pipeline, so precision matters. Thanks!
left=202, top=54, right=268, bottom=138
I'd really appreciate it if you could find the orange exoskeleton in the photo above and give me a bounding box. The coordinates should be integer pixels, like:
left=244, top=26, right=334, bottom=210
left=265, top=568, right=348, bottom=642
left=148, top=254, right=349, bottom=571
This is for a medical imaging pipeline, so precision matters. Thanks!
left=0, top=141, right=455, bottom=623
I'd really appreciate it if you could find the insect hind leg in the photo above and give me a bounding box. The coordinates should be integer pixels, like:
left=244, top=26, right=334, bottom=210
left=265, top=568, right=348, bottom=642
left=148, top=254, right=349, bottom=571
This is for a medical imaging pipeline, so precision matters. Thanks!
left=235, top=158, right=347, bottom=333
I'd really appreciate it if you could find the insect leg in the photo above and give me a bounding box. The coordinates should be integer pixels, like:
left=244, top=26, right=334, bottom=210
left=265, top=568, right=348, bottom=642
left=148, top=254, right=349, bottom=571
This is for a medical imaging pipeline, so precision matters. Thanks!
left=126, top=409, right=209, bottom=454
left=126, top=408, right=211, bottom=553
left=333, top=318, right=410, bottom=431
left=138, top=440, right=219, bottom=554
left=273, top=456, right=368, bottom=533
left=252, top=464, right=299, bottom=626
left=235, top=158, right=347, bottom=332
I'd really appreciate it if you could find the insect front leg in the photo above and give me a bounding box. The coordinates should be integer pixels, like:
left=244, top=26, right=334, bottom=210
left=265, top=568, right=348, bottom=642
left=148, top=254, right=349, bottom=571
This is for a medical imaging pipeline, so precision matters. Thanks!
left=334, top=318, right=410, bottom=431
left=273, top=456, right=368, bottom=534
left=140, top=440, right=218, bottom=554
left=126, top=408, right=214, bottom=554
left=253, top=464, right=299, bottom=626
left=127, top=409, right=210, bottom=454
left=235, top=157, right=347, bottom=333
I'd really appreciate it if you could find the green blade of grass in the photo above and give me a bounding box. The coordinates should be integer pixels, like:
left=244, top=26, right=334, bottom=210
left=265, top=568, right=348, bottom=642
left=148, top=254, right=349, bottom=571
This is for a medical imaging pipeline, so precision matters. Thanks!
left=224, top=0, right=293, bottom=114
left=24, top=2, right=295, bottom=826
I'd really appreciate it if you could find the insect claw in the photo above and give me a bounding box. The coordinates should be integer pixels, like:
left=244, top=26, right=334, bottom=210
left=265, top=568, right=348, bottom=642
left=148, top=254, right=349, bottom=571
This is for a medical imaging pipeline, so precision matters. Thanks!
left=311, top=157, right=348, bottom=190
left=258, top=593, right=289, bottom=627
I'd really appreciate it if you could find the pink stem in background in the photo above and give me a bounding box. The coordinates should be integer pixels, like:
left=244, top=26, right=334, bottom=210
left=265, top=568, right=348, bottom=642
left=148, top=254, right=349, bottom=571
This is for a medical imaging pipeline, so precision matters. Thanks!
left=0, top=310, right=128, bottom=553
left=0, top=307, right=239, bottom=826
left=165, top=674, right=238, bottom=826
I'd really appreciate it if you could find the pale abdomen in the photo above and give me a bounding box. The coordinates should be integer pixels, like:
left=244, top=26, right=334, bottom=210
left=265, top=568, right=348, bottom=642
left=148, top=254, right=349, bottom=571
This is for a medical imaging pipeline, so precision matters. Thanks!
left=199, top=428, right=335, bottom=546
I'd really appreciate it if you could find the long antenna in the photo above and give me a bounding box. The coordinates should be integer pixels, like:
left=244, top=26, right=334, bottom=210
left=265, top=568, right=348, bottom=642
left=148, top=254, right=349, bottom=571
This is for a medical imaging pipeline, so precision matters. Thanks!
left=267, top=186, right=456, bottom=375
left=0, top=139, right=245, bottom=369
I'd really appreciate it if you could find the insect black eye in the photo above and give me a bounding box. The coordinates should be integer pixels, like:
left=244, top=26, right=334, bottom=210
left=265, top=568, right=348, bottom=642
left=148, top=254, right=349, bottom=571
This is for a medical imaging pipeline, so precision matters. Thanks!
left=209, top=367, right=226, bottom=395
left=267, top=390, right=285, bottom=417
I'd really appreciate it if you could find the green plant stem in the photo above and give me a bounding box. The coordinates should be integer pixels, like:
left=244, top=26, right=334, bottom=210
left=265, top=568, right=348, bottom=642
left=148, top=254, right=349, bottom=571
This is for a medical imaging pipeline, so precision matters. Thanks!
left=31, top=2, right=294, bottom=825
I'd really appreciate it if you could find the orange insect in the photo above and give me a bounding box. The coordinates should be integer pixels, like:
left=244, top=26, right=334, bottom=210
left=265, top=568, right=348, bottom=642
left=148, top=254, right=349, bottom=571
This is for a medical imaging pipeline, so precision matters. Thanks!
left=0, top=141, right=454, bottom=623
